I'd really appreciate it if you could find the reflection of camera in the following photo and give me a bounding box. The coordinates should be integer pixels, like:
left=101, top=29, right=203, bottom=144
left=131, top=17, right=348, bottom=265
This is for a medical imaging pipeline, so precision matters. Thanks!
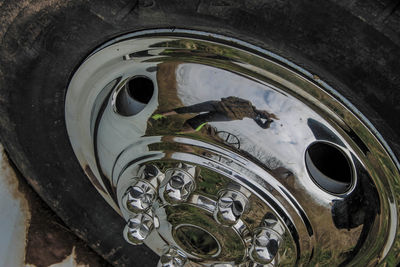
left=253, top=111, right=274, bottom=129
left=255, top=110, right=269, bottom=119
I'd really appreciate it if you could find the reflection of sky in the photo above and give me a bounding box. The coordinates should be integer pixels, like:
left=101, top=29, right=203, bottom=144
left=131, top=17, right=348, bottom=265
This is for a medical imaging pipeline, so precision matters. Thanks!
left=175, top=63, right=344, bottom=204
left=176, top=64, right=321, bottom=172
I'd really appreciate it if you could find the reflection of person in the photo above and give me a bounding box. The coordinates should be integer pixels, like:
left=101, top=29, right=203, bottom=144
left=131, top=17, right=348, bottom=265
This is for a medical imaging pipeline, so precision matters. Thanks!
left=153, top=97, right=277, bottom=133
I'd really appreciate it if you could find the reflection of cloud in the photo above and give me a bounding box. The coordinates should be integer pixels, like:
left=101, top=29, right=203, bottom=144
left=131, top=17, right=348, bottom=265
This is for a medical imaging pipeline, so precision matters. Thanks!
left=174, top=64, right=343, bottom=203
left=176, top=63, right=266, bottom=106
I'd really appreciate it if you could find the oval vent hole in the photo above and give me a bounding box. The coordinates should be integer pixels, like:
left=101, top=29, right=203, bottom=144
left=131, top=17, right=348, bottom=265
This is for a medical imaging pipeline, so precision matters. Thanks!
left=305, top=142, right=353, bottom=194
left=115, top=76, right=154, bottom=116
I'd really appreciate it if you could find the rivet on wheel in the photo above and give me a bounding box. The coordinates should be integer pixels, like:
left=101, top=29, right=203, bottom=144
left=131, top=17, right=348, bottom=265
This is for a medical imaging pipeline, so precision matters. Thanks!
left=249, top=228, right=282, bottom=265
left=162, top=170, right=195, bottom=204
left=214, top=190, right=248, bottom=226
left=123, top=213, right=154, bottom=245
left=157, top=246, right=187, bottom=267
left=122, top=180, right=157, bottom=213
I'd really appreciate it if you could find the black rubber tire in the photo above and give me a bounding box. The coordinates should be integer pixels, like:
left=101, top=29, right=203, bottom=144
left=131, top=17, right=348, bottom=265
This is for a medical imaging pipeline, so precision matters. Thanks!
left=0, top=1, right=399, bottom=266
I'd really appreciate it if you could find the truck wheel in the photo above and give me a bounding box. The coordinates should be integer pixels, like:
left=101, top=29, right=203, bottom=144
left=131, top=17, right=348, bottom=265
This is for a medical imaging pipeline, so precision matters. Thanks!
left=1, top=1, right=399, bottom=266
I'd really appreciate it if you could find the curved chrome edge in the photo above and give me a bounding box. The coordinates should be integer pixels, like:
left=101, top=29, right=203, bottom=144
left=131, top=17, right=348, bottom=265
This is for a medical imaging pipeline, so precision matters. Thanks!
left=90, top=28, right=400, bottom=175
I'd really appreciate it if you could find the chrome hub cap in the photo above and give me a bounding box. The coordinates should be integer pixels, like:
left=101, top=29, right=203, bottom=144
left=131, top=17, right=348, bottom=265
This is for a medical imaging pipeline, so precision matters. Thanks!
left=65, top=30, right=400, bottom=266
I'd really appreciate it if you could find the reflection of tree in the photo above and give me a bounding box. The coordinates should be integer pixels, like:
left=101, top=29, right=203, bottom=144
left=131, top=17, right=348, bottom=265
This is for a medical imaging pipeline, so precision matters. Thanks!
left=209, top=129, right=287, bottom=173
left=242, top=143, right=284, bottom=171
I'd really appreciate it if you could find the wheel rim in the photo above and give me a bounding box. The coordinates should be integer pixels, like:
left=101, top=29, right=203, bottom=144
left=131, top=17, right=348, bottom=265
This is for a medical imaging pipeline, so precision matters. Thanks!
left=65, top=29, right=400, bottom=266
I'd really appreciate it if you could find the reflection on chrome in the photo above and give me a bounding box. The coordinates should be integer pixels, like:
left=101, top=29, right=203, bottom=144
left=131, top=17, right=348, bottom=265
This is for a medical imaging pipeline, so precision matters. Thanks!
left=66, top=33, right=400, bottom=266
left=214, top=189, right=249, bottom=226
left=122, top=180, right=157, bottom=213
left=123, top=213, right=154, bottom=246
left=155, top=96, right=277, bottom=133
left=249, top=228, right=283, bottom=264
left=158, top=246, right=187, bottom=267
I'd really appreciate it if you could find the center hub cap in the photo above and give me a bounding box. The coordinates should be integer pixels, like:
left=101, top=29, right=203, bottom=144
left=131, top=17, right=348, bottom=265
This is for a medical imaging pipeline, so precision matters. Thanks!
left=65, top=30, right=400, bottom=266
left=117, top=162, right=293, bottom=265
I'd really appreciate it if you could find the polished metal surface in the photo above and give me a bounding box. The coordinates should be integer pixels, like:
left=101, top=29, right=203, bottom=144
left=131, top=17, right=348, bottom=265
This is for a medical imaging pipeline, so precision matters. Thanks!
left=65, top=30, right=400, bottom=266
left=118, top=162, right=291, bottom=265
left=161, top=167, right=196, bottom=204
left=214, top=189, right=249, bottom=226
left=122, top=180, right=157, bottom=213
left=249, top=227, right=282, bottom=265
left=158, top=246, right=187, bottom=267
left=123, top=213, right=154, bottom=246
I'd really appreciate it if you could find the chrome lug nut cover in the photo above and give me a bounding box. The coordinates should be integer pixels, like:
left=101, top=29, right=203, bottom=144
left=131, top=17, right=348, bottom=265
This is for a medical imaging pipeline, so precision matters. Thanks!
left=122, top=180, right=157, bottom=213
left=249, top=228, right=282, bottom=265
left=140, top=164, right=161, bottom=180
left=161, top=170, right=195, bottom=204
left=157, top=246, right=187, bottom=267
left=261, top=212, right=285, bottom=236
left=214, top=190, right=248, bottom=226
left=123, top=213, right=154, bottom=245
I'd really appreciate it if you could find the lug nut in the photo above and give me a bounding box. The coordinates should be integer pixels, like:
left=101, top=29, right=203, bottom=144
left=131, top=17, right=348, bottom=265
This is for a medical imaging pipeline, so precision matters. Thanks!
left=123, top=213, right=154, bottom=245
left=122, top=180, right=157, bottom=213
left=157, top=246, right=187, bottom=267
left=163, top=170, right=195, bottom=204
left=140, top=164, right=161, bottom=180
left=214, top=190, right=248, bottom=226
left=249, top=228, right=282, bottom=265
left=261, top=212, right=285, bottom=235
left=247, top=260, right=276, bottom=267
left=176, top=162, right=196, bottom=177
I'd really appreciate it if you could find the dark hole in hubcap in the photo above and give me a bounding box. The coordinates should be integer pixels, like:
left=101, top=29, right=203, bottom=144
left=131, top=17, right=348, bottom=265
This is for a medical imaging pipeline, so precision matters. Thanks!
left=127, top=77, right=154, bottom=104
left=115, top=76, right=154, bottom=116
left=305, top=142, right=353, bottom=194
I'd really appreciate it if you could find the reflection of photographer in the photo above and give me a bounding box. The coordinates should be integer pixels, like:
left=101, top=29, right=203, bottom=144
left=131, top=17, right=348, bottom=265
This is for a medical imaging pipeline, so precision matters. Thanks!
left=154, top=96, right=277, bottom=132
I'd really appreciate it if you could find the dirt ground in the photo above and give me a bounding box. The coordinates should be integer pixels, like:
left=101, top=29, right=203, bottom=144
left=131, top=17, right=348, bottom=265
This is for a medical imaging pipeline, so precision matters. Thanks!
left=0, top=144, right=111, bottom=267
